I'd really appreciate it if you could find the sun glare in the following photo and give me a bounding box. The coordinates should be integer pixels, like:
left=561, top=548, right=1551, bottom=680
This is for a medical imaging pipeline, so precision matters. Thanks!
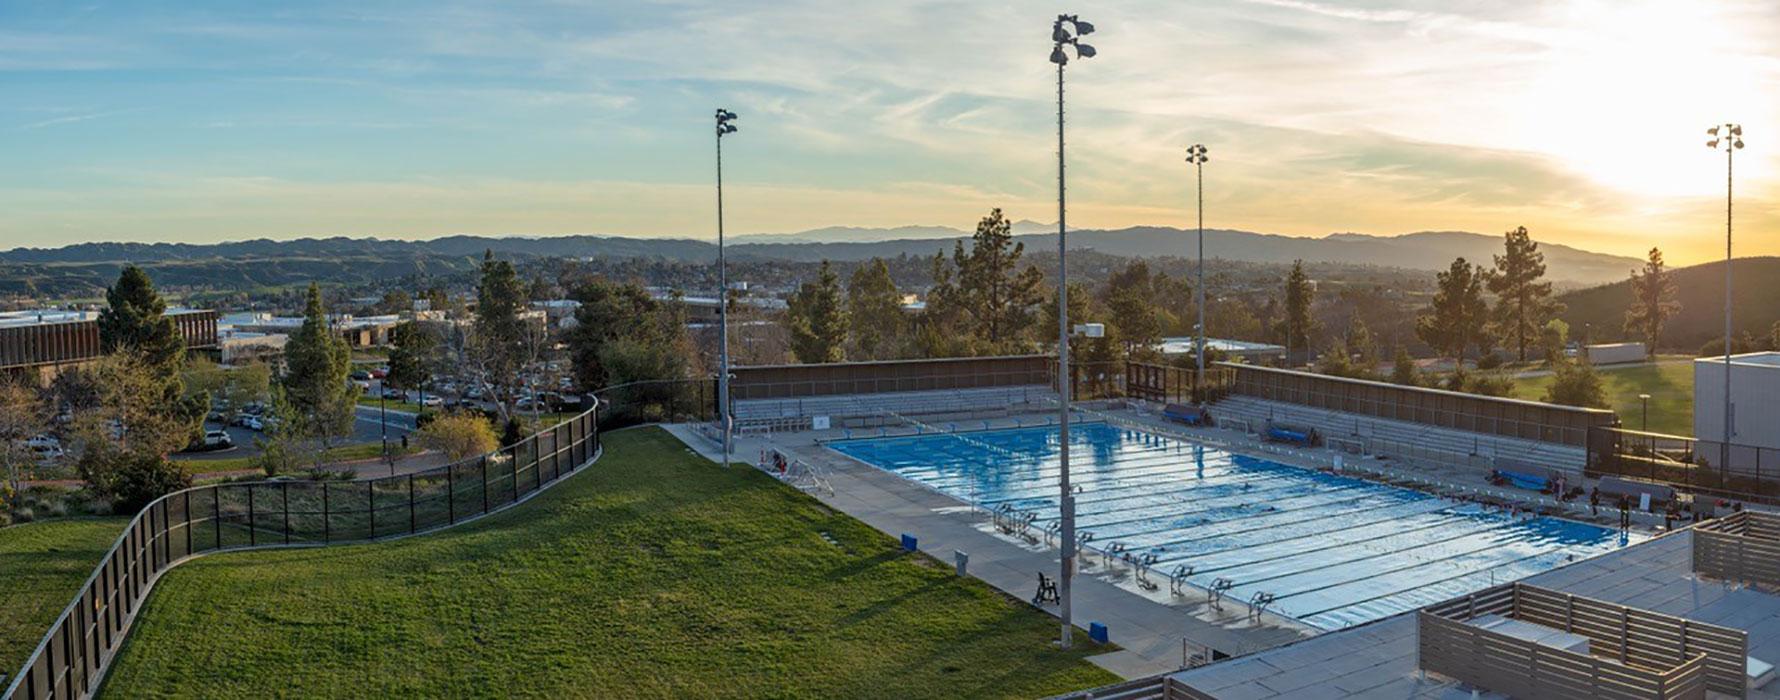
left=1518, top=1, right=1772, bottom=198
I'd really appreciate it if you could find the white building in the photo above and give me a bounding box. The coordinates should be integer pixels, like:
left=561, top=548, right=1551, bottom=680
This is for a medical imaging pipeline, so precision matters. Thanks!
left=1694, top=352, right=1780, bottom=464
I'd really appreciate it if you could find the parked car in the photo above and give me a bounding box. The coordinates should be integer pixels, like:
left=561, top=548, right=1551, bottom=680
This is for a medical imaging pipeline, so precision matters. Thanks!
left=25, top=434, right=60, bottom=451
left=419, top=395, right=443, bottom=407
left=352, top=379, right=372, bottom=392
left=349, top=369, right=372, bottom=381
left=381, top=387, right=405, bottom=399
left=370, top=367, right=389, bottom=379
left=239, top=415, right=265, bottom=431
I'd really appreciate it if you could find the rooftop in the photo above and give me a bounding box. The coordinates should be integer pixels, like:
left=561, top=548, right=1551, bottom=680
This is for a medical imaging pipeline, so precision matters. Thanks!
left=0, top=307, right=210, bottom=329
left=1157, top=337, right=1286, bottom=355
left=1169, top=530, right=1780, bottom=698
left=1697, top=351, right=1780, bottom=368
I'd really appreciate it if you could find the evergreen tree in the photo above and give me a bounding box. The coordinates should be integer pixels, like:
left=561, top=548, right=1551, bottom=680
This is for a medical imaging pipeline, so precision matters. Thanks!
left=567, top=278, right=660, bottom=389
left=787, top=260, right=848, bottom=364
left=473, top=251, right=530, bottom=414
left=97, top=265, right=185, bottom=371
left=386, top=321, right=437, bottom=394
left=1416, top=257, right=1488, bottom=364
left=1485, top=226, right=1563, bottom=362
left=1390, top=346, right=1420, bottom=386
left=1283, top=260, right=1315, bottom=363
left=1624, top=247, right=1680, bottom=359
left=1104, top=261, right=1162, bottom=358
left=282, top=283, right=354, bottom=448
left=1039, top=281, right=1094, bottom=356
left=846, top=258, right=905, bottom=360
left=1346, top=312, right=1380, bottom=374
left=952, top=209, right=1043, bottom=349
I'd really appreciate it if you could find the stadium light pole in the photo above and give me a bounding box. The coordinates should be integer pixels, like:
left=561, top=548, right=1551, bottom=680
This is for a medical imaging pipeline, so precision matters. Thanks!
left=1707, top=123, right=1742, bottom=480
left=1051, top=12, right=1095, bottom=651
left=716, top=108, right=739, bottom=467
left=1185, top=144, right=1209, bottom=402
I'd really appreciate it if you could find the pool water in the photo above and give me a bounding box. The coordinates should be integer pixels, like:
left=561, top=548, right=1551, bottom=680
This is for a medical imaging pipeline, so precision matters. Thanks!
left=828, top=422, right=1636, bottom=630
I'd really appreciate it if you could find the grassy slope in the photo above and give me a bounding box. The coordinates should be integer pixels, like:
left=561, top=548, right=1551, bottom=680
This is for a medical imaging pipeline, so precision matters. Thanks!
left=103, top=428, right=1116, bottom=698
left=1514, top=361, right=1694, bottom=435
left=0, top=517, right=129, bottom=678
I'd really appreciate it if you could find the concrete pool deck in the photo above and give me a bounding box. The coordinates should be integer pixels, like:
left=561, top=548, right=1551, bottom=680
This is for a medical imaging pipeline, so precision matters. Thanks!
left=664, top=406, right=1667, bottom=680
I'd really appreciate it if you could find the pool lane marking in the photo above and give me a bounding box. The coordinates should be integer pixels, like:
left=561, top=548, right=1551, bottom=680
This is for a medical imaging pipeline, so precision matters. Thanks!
left=1257, top=522, right=1595, bottom=605
left=1289, top=537, right=1618, bottom=623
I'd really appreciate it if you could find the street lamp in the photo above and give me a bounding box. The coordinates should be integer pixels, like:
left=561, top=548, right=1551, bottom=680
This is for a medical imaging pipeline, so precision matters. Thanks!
left=1707, top=123, right=1742, bottom=478
left=1639, top=393, right=1651, bottom=432
left=1050, top=11, right=1095, bottom=651
left=1185, top=144, right=1209, bottom=403
left=716, top=108, right=739, bottom=467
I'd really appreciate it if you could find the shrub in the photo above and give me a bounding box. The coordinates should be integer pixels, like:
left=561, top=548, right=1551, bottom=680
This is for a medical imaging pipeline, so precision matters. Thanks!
left=12, top=507, right=33, bottom=523
left=417, top=412, right=499, bottom=462
left=1543, top=358, right=1608, bottom=408
left=1475, top=353, right=1504, bottom=370
left=82, top=446, right=191, bottom=514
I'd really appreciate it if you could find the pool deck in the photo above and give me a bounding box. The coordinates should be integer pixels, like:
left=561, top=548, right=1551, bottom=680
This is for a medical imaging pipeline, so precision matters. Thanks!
left=666, top=417, right=1318, bottom=679
left=1168, top=529, right=1780, bottom=699
left=664, top=406, right=1671, bottom=683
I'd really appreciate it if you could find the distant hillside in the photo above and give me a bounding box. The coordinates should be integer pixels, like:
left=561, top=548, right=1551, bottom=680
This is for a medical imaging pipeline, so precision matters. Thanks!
left=0, top=226, right=1641, bottom=297
left=1557, top=257, right=1780, bottom=351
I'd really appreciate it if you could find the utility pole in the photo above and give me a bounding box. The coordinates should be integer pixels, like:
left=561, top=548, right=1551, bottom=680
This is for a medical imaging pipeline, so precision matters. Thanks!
left=1707, top=123, right=1742, bottom=480
left=1186, top=144, right=1209, bottom=401
left=715, top=109, right=738, bottom=466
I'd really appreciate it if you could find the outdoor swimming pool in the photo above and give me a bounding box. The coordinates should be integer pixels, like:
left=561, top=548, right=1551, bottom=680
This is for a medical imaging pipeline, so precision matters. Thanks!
left=828, top=422, right=1636, bottom=630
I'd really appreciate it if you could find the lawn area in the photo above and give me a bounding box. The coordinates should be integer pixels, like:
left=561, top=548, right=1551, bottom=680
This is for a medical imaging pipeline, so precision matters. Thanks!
left=1513, top=360, right=1694, bottom=435
left=0, top=517, right=129, bottom=678
left=178, top=442, right=416, bottom=478
left=102, top=428, right=1118, bottom=698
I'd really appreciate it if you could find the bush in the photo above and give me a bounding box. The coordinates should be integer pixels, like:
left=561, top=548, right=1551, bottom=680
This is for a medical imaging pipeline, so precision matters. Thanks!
left=1475, top=353, right=1504, bottom=370
left=1543, top=359, right=1608, bottom=408
left=12, top=507, right=33, bottom=523
left=81, top=446, right=191, bottom=514
left=416, top=412, right=499, bottom=461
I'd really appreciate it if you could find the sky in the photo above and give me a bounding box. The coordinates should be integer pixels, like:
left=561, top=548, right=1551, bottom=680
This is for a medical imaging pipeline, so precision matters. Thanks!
left=2, top=0, right=1777, bottom=264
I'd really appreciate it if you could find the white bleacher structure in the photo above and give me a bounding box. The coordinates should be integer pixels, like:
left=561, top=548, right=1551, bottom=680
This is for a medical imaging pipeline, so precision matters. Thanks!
left=731, top=385, right=1054, bottom=434
left=1212, top=395, right=1587, bottom=473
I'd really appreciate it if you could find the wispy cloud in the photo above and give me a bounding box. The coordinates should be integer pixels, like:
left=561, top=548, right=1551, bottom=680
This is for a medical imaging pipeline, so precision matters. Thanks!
left=16, top=107, right=148, bottom=130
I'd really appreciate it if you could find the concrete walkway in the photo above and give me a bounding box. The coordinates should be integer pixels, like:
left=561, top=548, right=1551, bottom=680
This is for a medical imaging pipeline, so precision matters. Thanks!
left=663, top=421, right=1314, bottom=679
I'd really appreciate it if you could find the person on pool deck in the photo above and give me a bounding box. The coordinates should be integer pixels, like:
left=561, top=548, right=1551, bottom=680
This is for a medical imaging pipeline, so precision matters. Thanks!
left=1589, top=487, right=1600, bottom=516
left=1616, top=494, right=1631, bottom=530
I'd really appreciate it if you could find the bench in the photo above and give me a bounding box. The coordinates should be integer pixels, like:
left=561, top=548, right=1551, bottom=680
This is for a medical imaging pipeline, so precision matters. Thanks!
left=1162, top=403, right=1210, bottom=426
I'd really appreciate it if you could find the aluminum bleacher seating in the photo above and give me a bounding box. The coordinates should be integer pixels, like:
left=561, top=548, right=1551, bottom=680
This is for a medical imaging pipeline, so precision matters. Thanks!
left=1211, top=395, right=1586, bottom=472
left=731, top=385, right=1055, bottom=429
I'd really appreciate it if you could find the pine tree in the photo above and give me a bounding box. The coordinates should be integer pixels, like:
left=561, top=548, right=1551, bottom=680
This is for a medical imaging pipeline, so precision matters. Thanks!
left=1416, top=257, right=1488, bottom=363
left=282, top=283, right=354, bottom=448
left=1104, top=261, right=1161, bottom=358
left=787, top=260, right=848, bottom=364
left=1485, top=226, right=1563, bottom=362
left=473, top=251, right=530, bottom=414
left=386, top=321, right=437, bottom=394
left=1283, top=260, right=1315, bottom=362
left=846, top=258, right=905, bottom=360
left=952, top=209, right=1044, bottom=350
left=1624, top=247, right=1680, bottom=359
left=97, top=265, right=185, bottom=371
left=1390, top=346, right=1420, bottom=386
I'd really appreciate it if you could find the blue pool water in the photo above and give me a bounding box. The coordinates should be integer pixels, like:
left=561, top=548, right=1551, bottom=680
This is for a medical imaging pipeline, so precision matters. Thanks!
left=828, top=422, right=1636, bottom=630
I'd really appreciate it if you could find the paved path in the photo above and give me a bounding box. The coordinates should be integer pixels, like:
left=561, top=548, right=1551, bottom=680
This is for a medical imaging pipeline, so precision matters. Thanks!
left=664, top=421, right=1314, bottom=680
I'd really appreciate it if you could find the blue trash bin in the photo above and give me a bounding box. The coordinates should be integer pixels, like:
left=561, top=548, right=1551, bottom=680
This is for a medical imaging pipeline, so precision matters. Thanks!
left=1089, top=622, right=1109, bottom=644
left=901, top=533, right=918, bottom=552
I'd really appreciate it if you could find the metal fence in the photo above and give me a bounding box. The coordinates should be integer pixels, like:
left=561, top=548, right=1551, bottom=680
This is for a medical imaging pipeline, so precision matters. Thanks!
left=1589, top=427, right=1780, bottom=505
left=2, top=406, right=601, bottom=700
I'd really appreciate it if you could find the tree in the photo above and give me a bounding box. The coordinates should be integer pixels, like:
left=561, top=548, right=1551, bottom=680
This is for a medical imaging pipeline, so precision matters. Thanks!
left=282, top=283, right=355, bottom=450
left=1039, top=280, right=1094, bottom=356
left=375, top=290, right=412, bottom=315
left=914, top=251, right=979, bottom=358
left=1283, top=260, right=1315, bottom=363
left=74, top=350, right=203, bottom=457
left=1345, top=312, right=1380, bottom=374
left=77, top=445, right=189, bottom=514
left=787, top=260, right=848, bottom=364
left=386, top=321, right=437, bottom=394
left=1104, top=261, right=1162, bottom=358
left=1540, top=319, right=1570, bottom=364
left=473, top=251, right=530, bottom=416
left=183, top=359, right=270, bottom=424
left=952, top=209, right=1044, bottom=349
left=1624, top=247, right=1680, bottom=359
left=0, top=380, right=45, bottom=503
left=1416, top=258, right=1488, bottom=364
left=251, top=388, right=305, bottom=476
left=97, top=265, right=185, bottom=371
left=847, top=258, right=905, bottom=360
left=1390, top=346, right=1420, bottom=386
left=1543, top=358, right=1608, bottom=408
left=416, top=412, right=498, bottom=461
left=1485, top=226, right=1563, bottom=362
left=567, top=278, right=661, bottom=389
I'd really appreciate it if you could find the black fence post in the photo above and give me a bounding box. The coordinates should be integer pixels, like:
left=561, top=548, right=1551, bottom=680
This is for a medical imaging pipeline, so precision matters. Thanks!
left=282, top=481, right=291, bottom=545
left=323, top=482, right=332, bottom=543
left=247, top=486, right=256, bottom=547
left=368, top=481, right=376, bottom=539
left=213, top=486, right=222, bottom=550
left=481, top=457, right=490, bottom=514
left=447, top=462, right=456, bottom=524
left=184, top=491, right=193, bottom=556
left=408, top=473, right=416, bottom=534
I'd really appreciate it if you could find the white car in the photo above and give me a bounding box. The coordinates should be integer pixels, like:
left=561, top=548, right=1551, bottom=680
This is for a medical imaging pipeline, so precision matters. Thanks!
left=25, top=434, right=60, bottom=451
left=202, top=430, right=234, bottom=449
left=240, top=415, right=265, bottom=431
left=419, top=395, right=444, bottom=407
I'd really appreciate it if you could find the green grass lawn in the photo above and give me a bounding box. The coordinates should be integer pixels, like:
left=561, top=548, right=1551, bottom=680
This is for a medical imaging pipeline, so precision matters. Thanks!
left=1514, top=360, right=1694, bottom=435
left=102, top=428, right=1117, bottom=698
left=0, top=517, right=129, bottom=678
left=178, top=443, right=415, bottom=478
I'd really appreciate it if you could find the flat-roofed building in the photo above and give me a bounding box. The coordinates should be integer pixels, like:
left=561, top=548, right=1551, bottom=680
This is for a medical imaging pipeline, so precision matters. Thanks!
left=0, top=307, right=218, bottom=382
left=1695, top=351, right=1780, bottom=465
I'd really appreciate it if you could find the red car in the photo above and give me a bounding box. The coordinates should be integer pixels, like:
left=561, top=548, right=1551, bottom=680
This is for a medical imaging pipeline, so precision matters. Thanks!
left=370, top=367, right=389, bottom=379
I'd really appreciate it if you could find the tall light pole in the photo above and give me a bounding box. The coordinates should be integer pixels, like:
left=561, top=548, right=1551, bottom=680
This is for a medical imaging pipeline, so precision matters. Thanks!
left=716, top=108, right=738, bottom=466
left=1050, top=12, right=1095, bottom=651
left=1185, top=144, right=1209, bottom=402
left=1707, top=123, right=1742, bottom=479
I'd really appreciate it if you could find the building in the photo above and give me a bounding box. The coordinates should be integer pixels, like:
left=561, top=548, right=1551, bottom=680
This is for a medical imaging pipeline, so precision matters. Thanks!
left=1695, top=351, right=1780, bottom=463
left=221, top=312, right=401, bottom=348
left=1583, top=341, right=1646, bottom=365
left=0, top=308, right=218, bottom=382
